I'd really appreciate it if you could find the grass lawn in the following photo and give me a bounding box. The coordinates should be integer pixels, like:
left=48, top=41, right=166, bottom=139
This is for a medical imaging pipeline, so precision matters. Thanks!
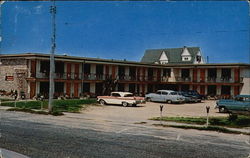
left=2, top=99, right=98, bottom=115
left=150, top=115, right=250, bottom=128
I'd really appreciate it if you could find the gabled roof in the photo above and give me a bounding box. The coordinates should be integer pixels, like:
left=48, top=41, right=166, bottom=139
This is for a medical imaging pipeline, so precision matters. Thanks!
left=140, top=47, right=201, bottom=64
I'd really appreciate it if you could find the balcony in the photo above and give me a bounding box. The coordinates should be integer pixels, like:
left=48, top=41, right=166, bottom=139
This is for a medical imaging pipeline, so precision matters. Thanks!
left=219, top=77, right=234, bottom=83
left=36, top=72, right=67, bottom=79
left=206, top=77, right=217, bottom=83
left=205, top=77, right=235, bottom=83
left=175, top=77, right=192, bottom=82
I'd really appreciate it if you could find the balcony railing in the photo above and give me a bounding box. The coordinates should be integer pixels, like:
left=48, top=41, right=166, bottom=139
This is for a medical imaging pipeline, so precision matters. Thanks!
left=32, top=73, right=241, bottom=84
left=205, top=77, right=234, bottom=83
left=175, top=77, right=191, bottom=82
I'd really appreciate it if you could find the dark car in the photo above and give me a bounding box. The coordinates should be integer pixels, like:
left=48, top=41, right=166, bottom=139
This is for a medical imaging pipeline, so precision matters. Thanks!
left=178, top=91, right=201, bottom=103
left=186, top=90, right=205, bottom=100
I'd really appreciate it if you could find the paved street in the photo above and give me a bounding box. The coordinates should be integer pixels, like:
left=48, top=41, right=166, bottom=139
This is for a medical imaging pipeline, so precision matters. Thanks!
left=0, top=109, right=249, bottom=158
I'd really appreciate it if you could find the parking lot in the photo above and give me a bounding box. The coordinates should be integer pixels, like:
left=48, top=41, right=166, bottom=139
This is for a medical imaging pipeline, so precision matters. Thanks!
left=81, top=100, right=228, bottom=123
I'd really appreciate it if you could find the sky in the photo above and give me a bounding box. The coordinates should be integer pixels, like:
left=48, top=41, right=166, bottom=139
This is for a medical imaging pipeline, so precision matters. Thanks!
left=1, top=1, right=249, bottom=63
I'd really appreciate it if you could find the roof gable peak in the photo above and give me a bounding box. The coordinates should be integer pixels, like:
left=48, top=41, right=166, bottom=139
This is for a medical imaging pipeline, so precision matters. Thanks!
left=181, top=47, right=191, bottom=56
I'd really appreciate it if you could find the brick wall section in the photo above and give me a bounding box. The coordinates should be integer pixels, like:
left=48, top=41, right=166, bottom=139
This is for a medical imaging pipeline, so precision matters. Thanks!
left=0, top=59, right=28, bottom=97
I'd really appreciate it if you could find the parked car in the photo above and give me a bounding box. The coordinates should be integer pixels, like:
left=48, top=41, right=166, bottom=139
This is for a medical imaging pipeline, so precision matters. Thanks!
left=178, top=91, right=201, bottom=103
left=186, top=90, right=205, bottom=100
left=145, top=90, right=185, bottom=104
left=215, top=95, right=250, bottom=115
left=97, top=92, right=145, bottom=107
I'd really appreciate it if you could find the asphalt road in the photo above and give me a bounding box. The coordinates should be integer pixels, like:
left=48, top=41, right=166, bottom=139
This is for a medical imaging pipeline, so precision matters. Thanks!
left=0, top=111, right=249, bottom=158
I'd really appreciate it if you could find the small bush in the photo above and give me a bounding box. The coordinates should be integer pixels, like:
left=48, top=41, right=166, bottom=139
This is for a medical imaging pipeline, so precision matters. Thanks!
left=1, top=101, right=47, bottom=109
left=52, top=99, right=97, bottom=112
left=228, top=114, right=238, bottom=121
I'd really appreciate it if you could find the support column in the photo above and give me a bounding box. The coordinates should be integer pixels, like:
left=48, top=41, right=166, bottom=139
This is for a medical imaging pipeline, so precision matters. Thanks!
left=30, top=81, right=36, bottom=99
left=90, top=83, right=95, bottom=94
left=234, top=86, right=240, bottom=96
left=124, top=83, right=129, bottom=92
left=200, top=69, right=205, bottom=82
left=112, top=65, right=116, bottom=79
left=73, top=82, right=79, bottom=98
left=216, top=85, right=221, bottom=96
left=66, top=82, right=71, bottom=97
left=234, top=68, right=240, bottom=83
left=193, top=68, right=197, bottom=82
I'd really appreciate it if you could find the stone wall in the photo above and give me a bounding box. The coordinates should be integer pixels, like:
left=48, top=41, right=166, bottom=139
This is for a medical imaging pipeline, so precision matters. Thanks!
left=0, top=59, right=29, bottom=98
left=240, top=68, right=250, bottom=95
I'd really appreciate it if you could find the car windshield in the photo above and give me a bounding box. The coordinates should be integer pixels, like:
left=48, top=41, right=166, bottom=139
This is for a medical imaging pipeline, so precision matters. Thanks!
left=124, top=94, right=133, bottom=97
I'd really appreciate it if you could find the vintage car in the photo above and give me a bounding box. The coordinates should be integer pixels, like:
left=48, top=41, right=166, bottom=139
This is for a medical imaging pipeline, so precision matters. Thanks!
left=215, top=95, right=250, bottom=116
left=97, top=92, right=145, bottom=107
left=185, top=90, right=205, bottom=100
left=145, top=90, right=185, bottom=103
left=177, top=91, right=201, bottom=103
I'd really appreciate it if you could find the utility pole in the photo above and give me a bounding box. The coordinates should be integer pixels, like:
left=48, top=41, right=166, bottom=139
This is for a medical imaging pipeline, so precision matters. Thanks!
left=48, top=0, right=56, bottom=112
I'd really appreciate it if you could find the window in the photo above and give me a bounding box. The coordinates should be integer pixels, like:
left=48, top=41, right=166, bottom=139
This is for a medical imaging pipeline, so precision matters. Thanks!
left=156, top=91, right=162, bottom=95
left=124, top=94, right=133, bottom=97
left=196, top=55, right=201, bottom=62
left=169, top=92, right=177, bottom=95
left=162, top=92, right=168, bottom=95
left=184, top=57, right=189, bottom=60
left=160, top=61, right=168, bottom=64
left=112, top=93, right=121, bottom=97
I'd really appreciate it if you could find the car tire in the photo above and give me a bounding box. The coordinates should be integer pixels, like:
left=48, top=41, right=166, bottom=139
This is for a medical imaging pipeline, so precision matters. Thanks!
left=219, top=107, right=227, bottom=113
left=167, top=100, right=172, bottom=104
left=122, top=102, right=129, bottom=107
left=146, top=97, right=151, bottom=102
left=99, top=99, right=106, bottom=105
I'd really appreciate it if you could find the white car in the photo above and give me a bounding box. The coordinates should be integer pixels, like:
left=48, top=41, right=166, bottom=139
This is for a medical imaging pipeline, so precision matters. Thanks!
left=145, top=90, right=185, bottom=103
left=97, top=92, right=145, bottom=107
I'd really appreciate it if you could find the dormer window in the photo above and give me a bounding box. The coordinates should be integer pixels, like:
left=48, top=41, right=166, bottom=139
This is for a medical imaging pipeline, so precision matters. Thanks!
left=193, top=51, right=204, bottom=64
left=196, top=55, right=201, bottom=62
left=159, top=51, right=168, bottom=64
left=181, top=46, right=191, bottom=61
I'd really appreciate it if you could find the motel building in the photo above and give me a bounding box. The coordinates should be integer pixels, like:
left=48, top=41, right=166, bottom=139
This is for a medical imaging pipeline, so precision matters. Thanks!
left=0, top=46, right=249, bottom=99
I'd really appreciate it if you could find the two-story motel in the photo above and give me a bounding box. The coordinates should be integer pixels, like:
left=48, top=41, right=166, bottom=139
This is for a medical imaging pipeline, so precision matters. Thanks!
left=0, top=46, right=249, bottom=99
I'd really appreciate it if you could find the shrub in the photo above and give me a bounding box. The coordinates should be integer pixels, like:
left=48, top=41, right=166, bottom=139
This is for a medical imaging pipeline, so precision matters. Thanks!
left=1, top=101, right=47, bottom=109
left=228, top=114, right=238, bottom=121
left=52, top=99, right=97, bottom=112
